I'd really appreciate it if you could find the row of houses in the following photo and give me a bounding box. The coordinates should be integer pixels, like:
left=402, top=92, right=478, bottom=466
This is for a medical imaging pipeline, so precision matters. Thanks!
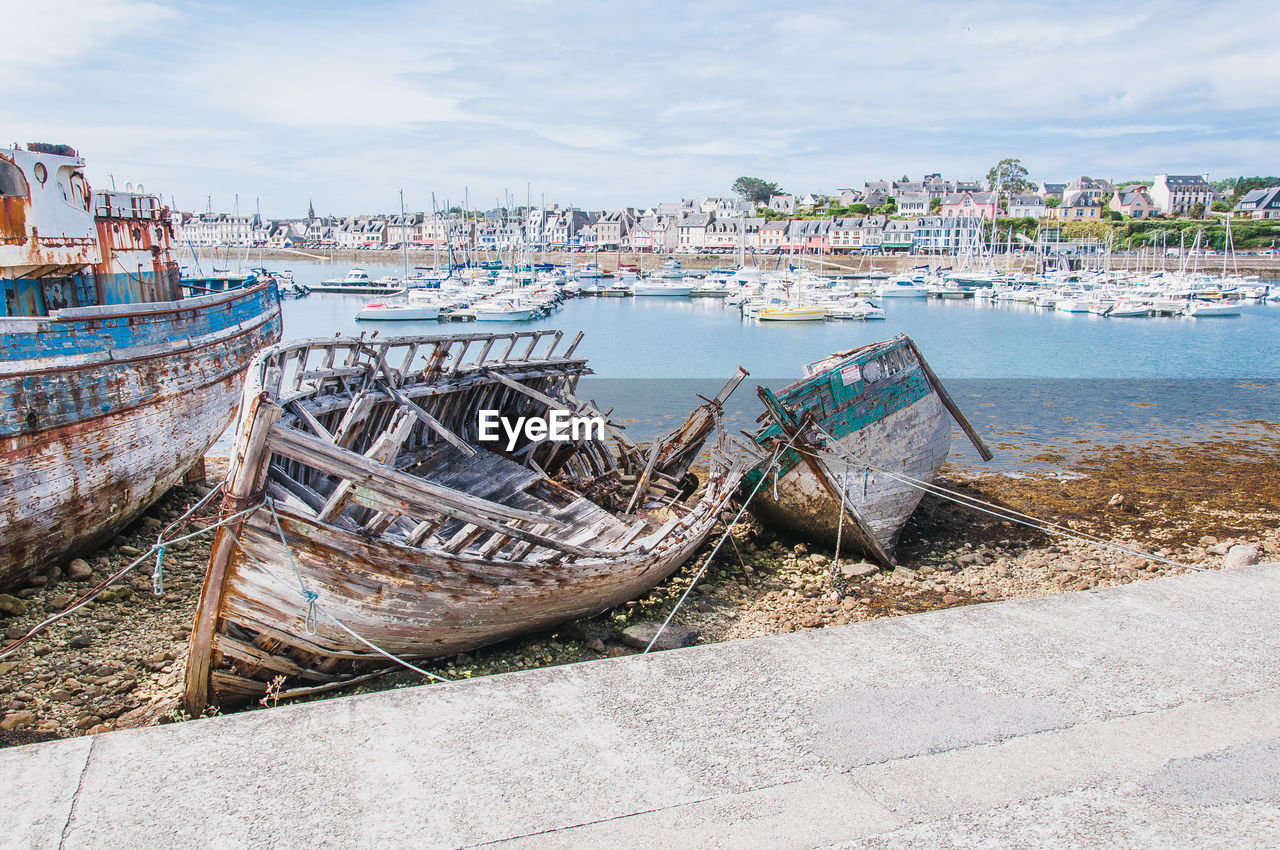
left=177, top=172, right=1275, bottom=253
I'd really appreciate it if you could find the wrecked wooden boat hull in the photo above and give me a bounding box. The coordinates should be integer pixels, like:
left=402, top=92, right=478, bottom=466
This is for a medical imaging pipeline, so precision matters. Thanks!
left=185, top=330, right=746, bottom=711
left=0, top=144, right=284, bottom=589
left=744, top=334, right=991, bottom=566
left=0, top=283, right=283, bottom=588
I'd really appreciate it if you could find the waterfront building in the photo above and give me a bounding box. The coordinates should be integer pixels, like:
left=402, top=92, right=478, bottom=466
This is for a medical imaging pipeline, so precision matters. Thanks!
left=881, top=219, right=915, bottom=253
left=911, top=216, right=985, bottom=254
left=1063, top=176, right=1114, bottom=206
left=703, top=219, right=741, bottom=252
left=385, top=212, right=423, bottom=245
left=940, top=191, right=1001, bottom=220
left=768, top=194, right=796, bottom=214
left=760, top=220, right=788, bottom=252
left=896, top=192, right=930, bottom=217
left=828, top=217, right=864, bottom=254
left=1110, top=186, right=1157, bottom=219
left=676, top=212, right=713, bottom=253
left=858, top=215, right=886, bottom=250
left=1048, top=195, right=1103, bottom=220
left=1233, top=186, right=1280, bottom=220
left=1150, top=174, right=1213, bottom=215
left=594, top=209, right=635, bottom=248
left=1037, top=182, right=1066, bottom=203
left=1007, top=194, right=1046, bottom=218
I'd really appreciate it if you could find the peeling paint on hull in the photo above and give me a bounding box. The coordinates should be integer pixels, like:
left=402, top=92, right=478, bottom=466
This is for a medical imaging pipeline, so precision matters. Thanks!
left=747, top=335, right=955, bottom=564
left=0, top=283, right=282, bottom=589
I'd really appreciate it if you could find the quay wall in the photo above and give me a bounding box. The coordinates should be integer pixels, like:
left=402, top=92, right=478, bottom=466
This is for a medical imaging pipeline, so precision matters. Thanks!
left=199, top=249, right=1280, bottom=278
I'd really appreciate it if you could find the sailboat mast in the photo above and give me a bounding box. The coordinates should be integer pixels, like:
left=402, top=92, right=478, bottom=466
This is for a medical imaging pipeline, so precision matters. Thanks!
left=400, top=189, right=408, bottom=281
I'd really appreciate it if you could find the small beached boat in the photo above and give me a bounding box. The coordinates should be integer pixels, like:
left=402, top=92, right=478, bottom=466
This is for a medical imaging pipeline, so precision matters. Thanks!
left=0, top=144, right=282, bottom=590
left=742, top=334, right=992, bottom=565
left=184, top=330, right=747, bottom=711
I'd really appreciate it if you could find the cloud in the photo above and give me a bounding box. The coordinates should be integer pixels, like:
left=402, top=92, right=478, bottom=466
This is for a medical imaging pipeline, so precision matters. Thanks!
left=5, top=0, right=1277, bottom=213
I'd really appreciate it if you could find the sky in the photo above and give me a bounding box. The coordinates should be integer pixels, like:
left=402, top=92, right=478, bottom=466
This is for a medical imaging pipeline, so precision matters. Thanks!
left=4, top=0, right=1277, bottom=217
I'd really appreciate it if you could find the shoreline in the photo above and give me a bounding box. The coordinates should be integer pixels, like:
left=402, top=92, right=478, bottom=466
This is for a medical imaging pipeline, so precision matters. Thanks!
left=3, top=429, right=1276, bottom=745
left=197, top=248, right=1280, bottom=278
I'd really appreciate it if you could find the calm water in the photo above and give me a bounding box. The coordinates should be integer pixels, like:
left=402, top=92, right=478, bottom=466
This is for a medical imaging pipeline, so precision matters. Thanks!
left=251, top=260, right=1280, bottom=469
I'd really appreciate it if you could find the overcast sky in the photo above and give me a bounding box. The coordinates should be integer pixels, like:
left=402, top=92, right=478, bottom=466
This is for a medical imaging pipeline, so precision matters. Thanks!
left=5, top=0, right=1276, bottom=216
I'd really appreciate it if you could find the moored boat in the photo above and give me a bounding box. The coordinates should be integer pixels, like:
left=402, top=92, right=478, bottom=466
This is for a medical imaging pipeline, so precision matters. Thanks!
left=183, top=330, right=747, bottom=711
left=0, top=144, right=282, bottom=590
left=742, top=334, right=991, bottom=565
left=355, top=300, right=442, bottom=321
left=758, top=305, right=827, bottom=321
left=312, top=267, right=405, bottom=295
left=633, top=279, right=694, bottom=297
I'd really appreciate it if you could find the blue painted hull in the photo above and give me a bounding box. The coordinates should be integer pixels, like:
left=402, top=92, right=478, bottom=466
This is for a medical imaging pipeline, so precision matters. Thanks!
left=0, top=281, right=282, bottom=589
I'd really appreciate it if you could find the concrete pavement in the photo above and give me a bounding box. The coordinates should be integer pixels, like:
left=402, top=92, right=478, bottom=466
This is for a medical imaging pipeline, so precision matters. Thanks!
left=4, top=563, right=1279, bottom=848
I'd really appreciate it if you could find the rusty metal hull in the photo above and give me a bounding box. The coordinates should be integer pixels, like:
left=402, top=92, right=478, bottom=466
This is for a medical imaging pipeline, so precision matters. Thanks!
left=0, top=282, right=282, bottom=589
left=745, top=335, right=956, bottom=564
left=184, top=331, right=744, bottom=711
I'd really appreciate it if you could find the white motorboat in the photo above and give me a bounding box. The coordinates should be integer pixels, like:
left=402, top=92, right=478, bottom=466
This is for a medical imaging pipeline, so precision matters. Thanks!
left=876, top=277, right=931, bottom=298
left=474, top=299, right=536, bottom=321
left=355, top=301, right=442, bottom=321
left=1183, top=300, right=1241, bottom=317
left=313, top=267, right=405, bottom=295
left=633, top=279, right=694, bottom=296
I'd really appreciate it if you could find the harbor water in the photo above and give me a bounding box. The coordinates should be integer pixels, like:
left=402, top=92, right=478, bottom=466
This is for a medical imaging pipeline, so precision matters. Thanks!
left=254, top=260, right=1280, bottom=470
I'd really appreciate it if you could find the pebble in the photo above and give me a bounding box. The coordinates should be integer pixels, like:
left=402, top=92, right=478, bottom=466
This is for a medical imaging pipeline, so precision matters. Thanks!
left=74, top=715, right=102, bottom=731
left=839, top=561, right=879, bottom=579
left=1223, top=544, right=1260, bottom=569
left=942, top=594, right=961, bottom=605
left=0, top=594, right=28, bottom=617
left=0, top=711, right=36, bottom=731
left=67, top=559, right=93, bottom=580
left=68, top=634, right=94, bottom=649
left=618, top=621, right=698, bottom=651
left=1206, top=542, right=1231, bottom=556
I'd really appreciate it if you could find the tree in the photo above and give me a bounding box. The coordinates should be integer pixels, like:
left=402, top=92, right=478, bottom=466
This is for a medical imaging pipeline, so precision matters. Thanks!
left=849, top=203, right=870, bottom=215
left=1229, top=176, right=1280, bottom=203
left=732, top=177, right=782, bottom=205
left=929, top=196, right=942, bottom=213
left=1046, top=197, right=1061, bottom=209
left=1190, top=202, right=1206, bottom=219
left=986, top=158, right=1033, bottom=198
left=1212, top=200, right=1231, bottom=213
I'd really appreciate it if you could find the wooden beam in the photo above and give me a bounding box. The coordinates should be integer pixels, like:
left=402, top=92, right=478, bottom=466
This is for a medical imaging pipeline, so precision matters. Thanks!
left=379, top=381, right=476, bottom=458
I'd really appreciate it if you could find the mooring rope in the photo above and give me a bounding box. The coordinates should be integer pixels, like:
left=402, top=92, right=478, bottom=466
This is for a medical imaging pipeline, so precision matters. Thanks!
left=643, top=429, right=804, bottom=653
left=804, top=422, right=1205, bottom=573
left=0, top=496, right=268, bottom=661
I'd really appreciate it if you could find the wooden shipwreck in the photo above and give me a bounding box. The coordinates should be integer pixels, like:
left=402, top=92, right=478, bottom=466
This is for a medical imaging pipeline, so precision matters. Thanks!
left=0, top=144, right=282, bottom=590
left=184, top=330, right=746, bottom=712
left=744, top=334, right=992, bottom=566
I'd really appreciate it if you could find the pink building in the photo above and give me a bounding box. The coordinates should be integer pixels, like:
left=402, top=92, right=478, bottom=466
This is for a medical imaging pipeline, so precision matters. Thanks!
left=939, top=191, right=1003, bottom=221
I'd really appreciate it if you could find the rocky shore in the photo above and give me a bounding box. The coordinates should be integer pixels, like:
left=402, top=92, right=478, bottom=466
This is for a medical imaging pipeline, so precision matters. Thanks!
left=2, top=432, right=1277, bottom=747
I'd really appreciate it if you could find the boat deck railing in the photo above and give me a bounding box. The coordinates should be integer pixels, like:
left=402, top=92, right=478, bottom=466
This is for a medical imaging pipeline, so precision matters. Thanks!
left=261, top=329, right=585, bottom=401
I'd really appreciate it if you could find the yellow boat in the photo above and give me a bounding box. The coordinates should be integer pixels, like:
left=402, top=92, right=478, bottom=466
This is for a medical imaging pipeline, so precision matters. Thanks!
left=758, top=305, right=827, bottom=321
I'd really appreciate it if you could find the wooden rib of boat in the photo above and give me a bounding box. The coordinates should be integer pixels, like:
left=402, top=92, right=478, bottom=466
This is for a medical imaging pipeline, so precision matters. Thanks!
left=1, top=144, right=283, bottom=590
left=184, top=330, right=747, bottom=712
left=743, top=334, right=992, bottom=566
